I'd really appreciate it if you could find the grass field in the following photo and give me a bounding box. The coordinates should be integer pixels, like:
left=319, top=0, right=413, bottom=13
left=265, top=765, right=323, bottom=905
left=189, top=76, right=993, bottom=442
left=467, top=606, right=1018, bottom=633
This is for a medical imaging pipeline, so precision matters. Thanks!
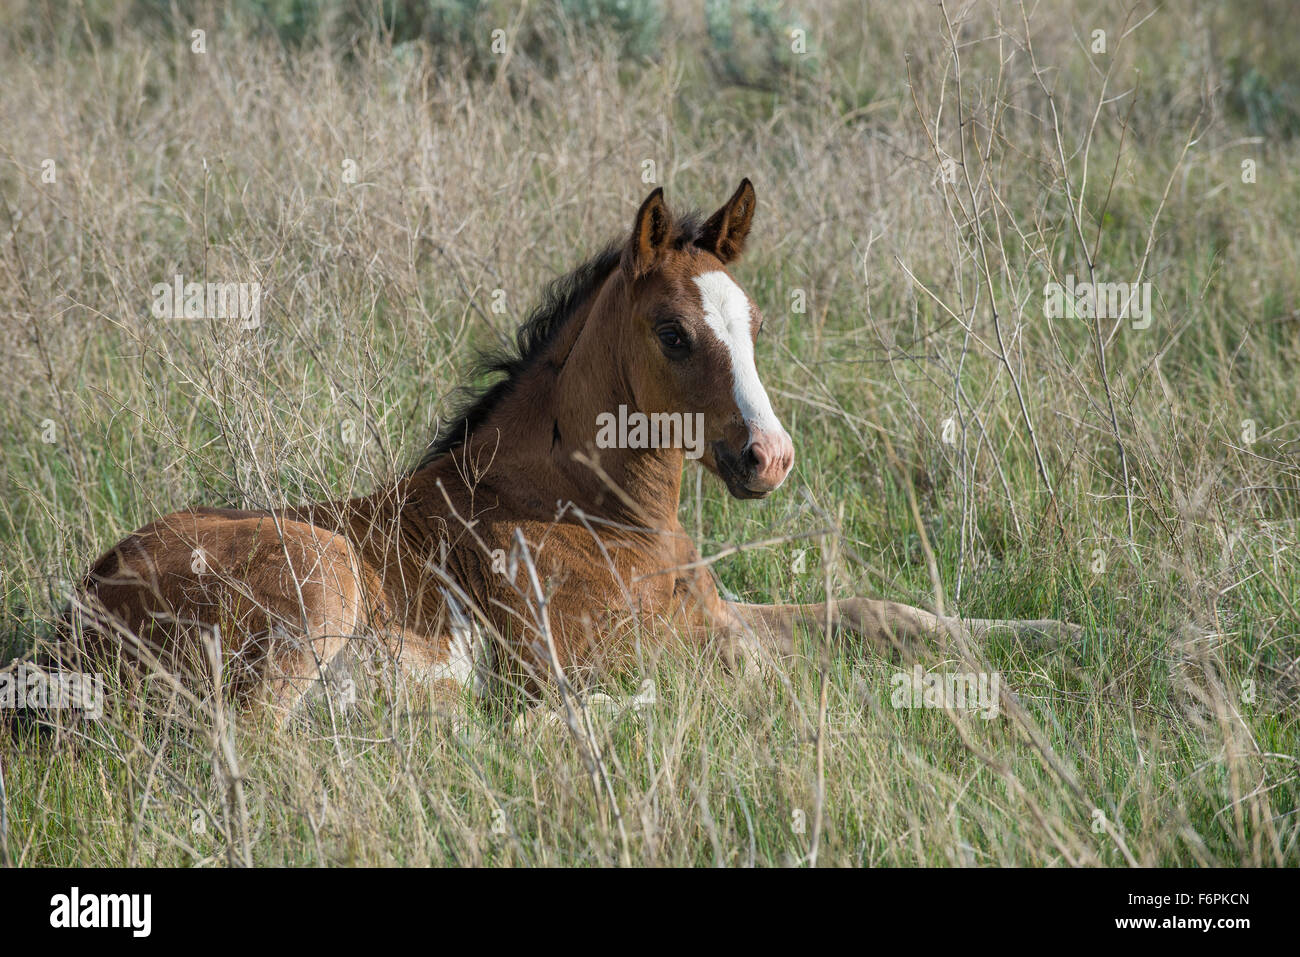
left=1, top=0, right=1297, bottom=866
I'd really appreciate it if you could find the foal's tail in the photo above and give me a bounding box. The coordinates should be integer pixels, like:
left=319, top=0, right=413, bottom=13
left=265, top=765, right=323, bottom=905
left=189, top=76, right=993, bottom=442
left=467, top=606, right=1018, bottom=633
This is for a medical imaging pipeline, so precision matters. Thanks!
left=1, top=601, right=101, bottom=745
left=1, top=654, right=48, bottom=743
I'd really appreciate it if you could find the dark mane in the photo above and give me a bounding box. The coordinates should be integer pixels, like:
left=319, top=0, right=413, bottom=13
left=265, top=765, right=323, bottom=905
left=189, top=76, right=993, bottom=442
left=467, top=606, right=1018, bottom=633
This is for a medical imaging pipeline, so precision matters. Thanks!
left=413, top=211, right=705, bottom=472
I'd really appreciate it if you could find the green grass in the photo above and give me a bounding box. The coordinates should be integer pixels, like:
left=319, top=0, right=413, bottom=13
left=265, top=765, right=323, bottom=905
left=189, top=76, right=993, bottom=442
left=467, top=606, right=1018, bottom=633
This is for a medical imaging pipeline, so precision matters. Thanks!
left=0, top=0, right=1297, bottom=866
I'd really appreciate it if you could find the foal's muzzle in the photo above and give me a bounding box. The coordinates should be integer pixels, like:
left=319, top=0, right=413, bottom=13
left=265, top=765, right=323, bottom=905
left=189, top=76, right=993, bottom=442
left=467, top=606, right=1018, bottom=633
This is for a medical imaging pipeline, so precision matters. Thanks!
left=713, top=427, right=794, bottom=499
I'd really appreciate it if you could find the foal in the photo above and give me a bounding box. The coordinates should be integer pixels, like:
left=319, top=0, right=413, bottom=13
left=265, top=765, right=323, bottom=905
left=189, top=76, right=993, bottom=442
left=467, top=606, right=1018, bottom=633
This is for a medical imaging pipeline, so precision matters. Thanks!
left=68, top=180, right=1075, bottom=721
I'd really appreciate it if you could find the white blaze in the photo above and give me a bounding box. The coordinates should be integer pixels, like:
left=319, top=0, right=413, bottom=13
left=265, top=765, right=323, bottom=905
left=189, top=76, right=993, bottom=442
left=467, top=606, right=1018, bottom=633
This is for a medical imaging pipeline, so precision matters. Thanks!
left=692, top=271, right=784, bottom=434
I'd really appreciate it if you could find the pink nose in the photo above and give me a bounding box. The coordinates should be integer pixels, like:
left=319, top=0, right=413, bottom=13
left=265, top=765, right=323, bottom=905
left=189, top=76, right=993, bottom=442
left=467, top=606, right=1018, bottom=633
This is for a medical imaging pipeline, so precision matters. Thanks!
left=747, top=428, right=794, bottom=490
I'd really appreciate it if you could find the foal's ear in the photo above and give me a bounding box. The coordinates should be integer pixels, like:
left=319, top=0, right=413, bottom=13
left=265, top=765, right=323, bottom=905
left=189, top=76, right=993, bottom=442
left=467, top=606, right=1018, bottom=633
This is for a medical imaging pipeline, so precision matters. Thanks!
left=698, top=178, right=756, bottom=264
left=624, top=187, right=673, bottom=279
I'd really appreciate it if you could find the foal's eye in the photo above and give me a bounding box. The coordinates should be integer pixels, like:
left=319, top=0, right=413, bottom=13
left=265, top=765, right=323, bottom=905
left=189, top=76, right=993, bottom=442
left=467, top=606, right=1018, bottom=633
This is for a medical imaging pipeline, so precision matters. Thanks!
left=657, top=326, right=689, bottom=355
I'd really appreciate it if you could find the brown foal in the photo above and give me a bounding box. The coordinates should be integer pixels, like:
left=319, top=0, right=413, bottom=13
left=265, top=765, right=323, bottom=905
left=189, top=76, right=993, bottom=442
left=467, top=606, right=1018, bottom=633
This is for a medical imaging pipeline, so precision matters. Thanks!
left=65, top=179, right=1076, bottom=722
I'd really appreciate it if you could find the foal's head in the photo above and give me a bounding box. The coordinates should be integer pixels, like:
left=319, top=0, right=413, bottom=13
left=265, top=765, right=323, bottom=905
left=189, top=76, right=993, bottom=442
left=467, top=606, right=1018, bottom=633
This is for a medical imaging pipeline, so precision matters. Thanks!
left=612, top=179, right=793, bottom=499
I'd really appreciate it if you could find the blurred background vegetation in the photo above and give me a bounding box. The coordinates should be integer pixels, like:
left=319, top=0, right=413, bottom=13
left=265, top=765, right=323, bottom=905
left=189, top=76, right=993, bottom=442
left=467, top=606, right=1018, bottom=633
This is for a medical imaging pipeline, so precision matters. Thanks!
left=5, top=0, right=1299, bottom=136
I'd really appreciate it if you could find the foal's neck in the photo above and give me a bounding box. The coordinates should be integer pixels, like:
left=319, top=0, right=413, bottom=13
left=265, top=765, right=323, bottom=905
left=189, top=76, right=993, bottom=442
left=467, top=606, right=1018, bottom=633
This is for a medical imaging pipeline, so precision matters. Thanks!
left=421, top=274, right=687, bottom=535
left=553, top=288, right=685, bottom=531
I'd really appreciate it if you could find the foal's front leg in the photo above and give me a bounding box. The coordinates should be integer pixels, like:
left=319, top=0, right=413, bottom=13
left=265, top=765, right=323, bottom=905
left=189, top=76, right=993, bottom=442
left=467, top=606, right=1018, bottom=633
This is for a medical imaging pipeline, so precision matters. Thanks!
left=725, top=598, right=1079, bottom=663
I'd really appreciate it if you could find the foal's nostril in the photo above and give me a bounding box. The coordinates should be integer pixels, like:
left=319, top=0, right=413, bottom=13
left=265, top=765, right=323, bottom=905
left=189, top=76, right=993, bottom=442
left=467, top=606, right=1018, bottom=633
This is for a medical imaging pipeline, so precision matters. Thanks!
left=743, top=429, right=793, bottom=491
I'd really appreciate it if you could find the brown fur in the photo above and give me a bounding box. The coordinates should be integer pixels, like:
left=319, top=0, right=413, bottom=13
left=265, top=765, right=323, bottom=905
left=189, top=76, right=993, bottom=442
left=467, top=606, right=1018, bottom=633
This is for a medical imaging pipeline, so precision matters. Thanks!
left=64, top=180, right=1077, bottom=723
